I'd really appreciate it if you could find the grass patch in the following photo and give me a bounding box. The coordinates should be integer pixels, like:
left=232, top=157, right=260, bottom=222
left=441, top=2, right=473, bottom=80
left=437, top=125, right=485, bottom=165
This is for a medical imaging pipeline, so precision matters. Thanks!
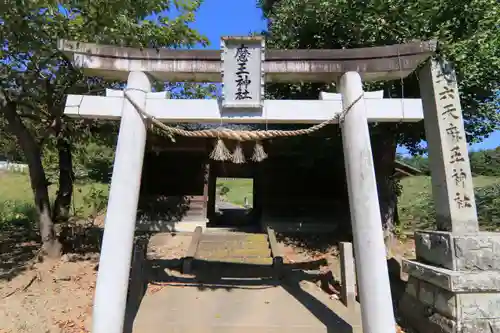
left=3, top=170, right=500, bottom=233
left=398, top=175, right=500, bottom=231
left=0, top=171, right=109, bottom=228
left=216, top=178, right=253, bottom=207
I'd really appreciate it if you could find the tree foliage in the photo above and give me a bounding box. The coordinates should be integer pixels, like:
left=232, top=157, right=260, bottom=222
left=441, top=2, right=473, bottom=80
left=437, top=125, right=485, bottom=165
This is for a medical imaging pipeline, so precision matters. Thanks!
left=260, top=0, right=500, bottom=149
left=469, top=148, right=500, bottom=177
left=0, top=0, right=208, bottom=256
left=259, top=0, right=499, bottom=240
left=401, top=147, right=500, bottom=177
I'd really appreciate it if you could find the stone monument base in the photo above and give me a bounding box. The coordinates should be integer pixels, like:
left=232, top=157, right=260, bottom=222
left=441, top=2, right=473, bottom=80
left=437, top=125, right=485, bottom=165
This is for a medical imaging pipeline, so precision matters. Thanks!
left=399, top=231, right=500, bottom=333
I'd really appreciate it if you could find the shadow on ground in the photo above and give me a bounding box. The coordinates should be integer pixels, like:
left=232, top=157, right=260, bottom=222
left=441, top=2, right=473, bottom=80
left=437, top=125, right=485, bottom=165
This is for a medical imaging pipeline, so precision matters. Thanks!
left=0, top=219, right=109, bottom=280
left=59, top=223, right=104, bottom=255
left=386, top=258, right=413, bottom=331
left=276, top=231, right=352, bottom=256
left=124, top=238, right=412, bottom=333
left=124, top=243, right=355, bottom=333
left=210, top=208, right=255, bottom=227
left=0, top=219, right=40, bottom=280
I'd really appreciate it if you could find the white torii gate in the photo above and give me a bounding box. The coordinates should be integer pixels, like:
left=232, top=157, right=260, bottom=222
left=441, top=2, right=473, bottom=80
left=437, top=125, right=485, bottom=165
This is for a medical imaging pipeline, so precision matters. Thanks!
left=59, top=37, right=471, bottom=333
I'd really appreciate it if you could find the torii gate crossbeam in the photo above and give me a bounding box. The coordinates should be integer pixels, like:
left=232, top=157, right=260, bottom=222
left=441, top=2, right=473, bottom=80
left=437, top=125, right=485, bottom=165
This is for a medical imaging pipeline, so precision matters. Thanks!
left=64, top=91, right=424, bottom=123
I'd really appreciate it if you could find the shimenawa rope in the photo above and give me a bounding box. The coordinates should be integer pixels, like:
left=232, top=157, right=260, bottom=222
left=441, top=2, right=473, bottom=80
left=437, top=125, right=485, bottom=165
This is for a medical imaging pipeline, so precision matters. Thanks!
left=123, top=91, right=364, bottom=162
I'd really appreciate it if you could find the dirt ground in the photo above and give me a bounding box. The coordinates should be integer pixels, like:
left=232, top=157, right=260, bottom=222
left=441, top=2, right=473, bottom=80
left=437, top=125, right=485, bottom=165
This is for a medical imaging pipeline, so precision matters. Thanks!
left=0, top=233, right=192, bottom=333
left=0, top=257, right=98, bottom=333
left=0, top=231, right=415, bottom=333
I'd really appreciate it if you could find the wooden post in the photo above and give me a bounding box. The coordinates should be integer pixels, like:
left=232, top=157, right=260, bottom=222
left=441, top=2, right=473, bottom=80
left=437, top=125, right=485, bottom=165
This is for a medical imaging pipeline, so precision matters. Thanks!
left=253, top=160, right=266, bottom=227
left=203, top=162, right=210, bottom=218
left=266, top=226, right=284, bottom=278
left=183, top=226, right=203, bottom=274
left=340, top=242, right=357, bottom=309
left=207, top=163, right=217, bottom=222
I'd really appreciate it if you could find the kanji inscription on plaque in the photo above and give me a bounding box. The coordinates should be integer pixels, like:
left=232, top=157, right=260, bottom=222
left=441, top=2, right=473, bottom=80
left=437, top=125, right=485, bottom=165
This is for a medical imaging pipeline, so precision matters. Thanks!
left=221, top=36, right=264, bottom=109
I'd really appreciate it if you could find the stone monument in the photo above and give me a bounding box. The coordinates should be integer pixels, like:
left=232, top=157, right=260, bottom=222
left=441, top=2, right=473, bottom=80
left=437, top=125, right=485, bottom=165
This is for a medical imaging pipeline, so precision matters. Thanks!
left=400, top=59, right=500, bottom=332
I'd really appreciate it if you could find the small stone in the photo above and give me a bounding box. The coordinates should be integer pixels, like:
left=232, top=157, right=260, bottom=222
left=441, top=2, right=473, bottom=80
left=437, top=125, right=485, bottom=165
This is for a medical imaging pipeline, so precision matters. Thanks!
left=53, top=265, right=74, bottom=282
left=54, top=276, right=71, bottom=282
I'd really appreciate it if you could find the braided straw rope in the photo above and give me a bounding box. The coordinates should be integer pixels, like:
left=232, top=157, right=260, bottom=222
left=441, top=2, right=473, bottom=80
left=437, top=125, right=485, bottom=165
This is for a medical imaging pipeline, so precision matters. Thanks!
left=124, top=92, right=364, bottom=142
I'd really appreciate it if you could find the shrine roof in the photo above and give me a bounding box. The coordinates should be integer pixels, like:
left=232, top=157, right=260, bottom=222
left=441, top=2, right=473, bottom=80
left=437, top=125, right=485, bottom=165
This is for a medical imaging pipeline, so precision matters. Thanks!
left=58, top=39, right=437, bottom=83
left=394, top=160, right=423, bottom=178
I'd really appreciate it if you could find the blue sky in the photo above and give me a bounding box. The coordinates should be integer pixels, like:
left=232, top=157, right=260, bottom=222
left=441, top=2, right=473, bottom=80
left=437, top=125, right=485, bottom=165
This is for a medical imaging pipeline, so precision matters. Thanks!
left=187, top=1, right=268, bottom=49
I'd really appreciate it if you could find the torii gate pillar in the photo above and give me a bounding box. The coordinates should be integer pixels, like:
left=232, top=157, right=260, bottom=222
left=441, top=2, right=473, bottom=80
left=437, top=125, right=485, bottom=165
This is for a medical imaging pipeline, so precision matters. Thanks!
left=338, top=71, right=396, bottom=333
left=92, top=71, right=151, bottom=333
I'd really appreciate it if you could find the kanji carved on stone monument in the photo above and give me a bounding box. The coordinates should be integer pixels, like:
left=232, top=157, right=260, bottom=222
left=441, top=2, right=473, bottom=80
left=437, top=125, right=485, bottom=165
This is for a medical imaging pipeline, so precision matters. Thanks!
left=420, top=58, right=478, bottom=231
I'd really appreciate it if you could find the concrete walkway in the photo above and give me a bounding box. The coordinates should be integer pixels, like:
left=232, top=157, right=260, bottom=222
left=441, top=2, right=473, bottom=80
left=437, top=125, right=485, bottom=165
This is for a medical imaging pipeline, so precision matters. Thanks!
left=127, top=232, right=363, bottom=333
left=213, top=199, right=254, bottom=227
left=216, top=200, right=244, bottom=211
left=131, top=275, right=362, bottom=333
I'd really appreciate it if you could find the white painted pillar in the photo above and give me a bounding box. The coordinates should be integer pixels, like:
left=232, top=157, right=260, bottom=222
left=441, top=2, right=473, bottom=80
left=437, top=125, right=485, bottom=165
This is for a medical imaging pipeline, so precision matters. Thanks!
left=92, top=71, right=151, bottom=333
left=338, top=72, right=396, bottom=333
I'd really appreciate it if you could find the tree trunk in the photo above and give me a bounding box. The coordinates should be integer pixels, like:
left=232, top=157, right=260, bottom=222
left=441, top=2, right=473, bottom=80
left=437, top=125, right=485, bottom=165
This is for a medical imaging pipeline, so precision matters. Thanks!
left=371, top=124, right=399, bottom=255
left=3, top=102, right=62, bottom=258
left=52, top=132, right=73, bottom=223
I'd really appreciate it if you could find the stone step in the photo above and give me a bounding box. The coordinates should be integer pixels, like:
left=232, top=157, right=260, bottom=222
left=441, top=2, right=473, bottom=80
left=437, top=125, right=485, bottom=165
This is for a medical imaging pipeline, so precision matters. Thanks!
left=188, top=204, right=205, bottom=209
left=195, top=256, right=274, bottom=266
left=196, top=246, right=271, bottom=258
left=198, top=240, right=269, bottom=250
left=184, top=210, right=205, bottom=218
left=202, top=232, right=267, bottom=243
left=191, top=260, right=276, bottom=279
left=192, top=232, right=273, bottom=267
left=198, top=242, right=270, bottom=251
left=189, top=204, right=205, bottom=208
left=200, top=236, right=268, bottom=246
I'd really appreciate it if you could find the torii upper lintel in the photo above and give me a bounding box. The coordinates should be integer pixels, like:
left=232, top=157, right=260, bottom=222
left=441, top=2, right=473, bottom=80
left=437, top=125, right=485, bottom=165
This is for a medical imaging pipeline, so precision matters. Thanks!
left=57, top=38, right=437, bottom=83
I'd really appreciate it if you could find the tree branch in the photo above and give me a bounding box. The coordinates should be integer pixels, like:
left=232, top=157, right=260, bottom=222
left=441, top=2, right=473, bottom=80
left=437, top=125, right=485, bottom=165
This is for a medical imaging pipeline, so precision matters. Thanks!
left=18, top=113, right=42, bottom=121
